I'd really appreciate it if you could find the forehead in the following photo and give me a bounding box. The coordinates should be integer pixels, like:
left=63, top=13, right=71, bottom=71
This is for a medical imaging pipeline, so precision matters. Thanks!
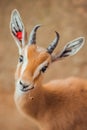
left=23, top=45, right=50, bottom=63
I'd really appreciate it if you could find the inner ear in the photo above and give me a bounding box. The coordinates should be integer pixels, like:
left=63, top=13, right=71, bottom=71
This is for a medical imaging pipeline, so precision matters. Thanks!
left=10, top=9, right=27, bottom=50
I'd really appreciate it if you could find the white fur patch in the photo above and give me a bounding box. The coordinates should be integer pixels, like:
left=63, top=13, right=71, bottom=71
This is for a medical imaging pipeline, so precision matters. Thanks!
left=21, top=46, right=28, bottom=77
left=15, top=81, right=25, bottom=97
left=37, top=46, right=46, bottom=52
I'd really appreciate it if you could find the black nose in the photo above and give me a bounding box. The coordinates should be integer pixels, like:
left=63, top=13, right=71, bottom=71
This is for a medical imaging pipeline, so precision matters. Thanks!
left=19, top=81, right=29, bottom=89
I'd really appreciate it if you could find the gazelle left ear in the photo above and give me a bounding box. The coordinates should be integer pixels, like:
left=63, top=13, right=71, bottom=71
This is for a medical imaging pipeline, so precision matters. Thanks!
left=52, top=37, right=85, bottom=62
left=10, top=9, right=26, bottom=51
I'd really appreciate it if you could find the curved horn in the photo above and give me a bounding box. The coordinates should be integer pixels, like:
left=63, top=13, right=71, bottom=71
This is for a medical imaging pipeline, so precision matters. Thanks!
left=47, top=31, right=60, bottom=54
left=28, top=24, right=41, bottom=45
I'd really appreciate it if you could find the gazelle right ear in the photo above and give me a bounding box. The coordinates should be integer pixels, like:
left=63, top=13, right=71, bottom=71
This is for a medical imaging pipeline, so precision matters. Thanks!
left=52, top=37, right=85, bottom=62
left=10, top=9, right=26, bottom=51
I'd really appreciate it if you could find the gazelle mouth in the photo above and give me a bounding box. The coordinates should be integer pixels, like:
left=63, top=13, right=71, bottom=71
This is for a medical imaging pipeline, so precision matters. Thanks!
left=20, top=85, right=34, bottom=92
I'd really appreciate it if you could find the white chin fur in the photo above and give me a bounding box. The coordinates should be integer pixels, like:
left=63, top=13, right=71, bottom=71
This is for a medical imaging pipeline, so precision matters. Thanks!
left=15, top=81, right=34, bottom=96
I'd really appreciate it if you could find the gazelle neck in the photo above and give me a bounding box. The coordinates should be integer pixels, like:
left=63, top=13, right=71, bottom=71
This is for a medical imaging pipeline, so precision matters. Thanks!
left=14, top=80, right=46, bottom=121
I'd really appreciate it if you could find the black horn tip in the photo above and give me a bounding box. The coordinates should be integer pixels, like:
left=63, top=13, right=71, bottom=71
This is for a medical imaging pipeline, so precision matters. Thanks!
left=55, top=31, right=60, bottom=40
left=34, top=24, right=42, bottom=31
left=47, top=31, right=60, bottom=54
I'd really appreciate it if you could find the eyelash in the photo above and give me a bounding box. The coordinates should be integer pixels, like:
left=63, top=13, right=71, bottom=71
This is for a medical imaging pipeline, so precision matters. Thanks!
left=19, top=55, right=23, bottom=63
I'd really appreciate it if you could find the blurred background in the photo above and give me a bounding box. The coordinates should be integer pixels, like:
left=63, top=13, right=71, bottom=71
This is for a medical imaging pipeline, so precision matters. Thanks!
left=0, top=0, right=87, bottom=130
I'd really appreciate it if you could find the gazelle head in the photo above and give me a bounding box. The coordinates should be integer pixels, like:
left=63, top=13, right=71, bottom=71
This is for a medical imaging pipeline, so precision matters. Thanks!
left=10, top=9, right=85, bottom=93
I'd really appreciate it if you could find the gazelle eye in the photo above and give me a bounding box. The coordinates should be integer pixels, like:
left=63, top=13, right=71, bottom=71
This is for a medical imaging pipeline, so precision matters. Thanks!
left=19, top=55, right=23, bottom=63
left=41, top=66, right=48, bottom=73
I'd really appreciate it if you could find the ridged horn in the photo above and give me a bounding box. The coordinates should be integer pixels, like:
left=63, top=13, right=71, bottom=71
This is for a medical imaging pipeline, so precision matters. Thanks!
left=47, top=31, right=60, bottom=54
left=28, top=24, right=41, bottom=45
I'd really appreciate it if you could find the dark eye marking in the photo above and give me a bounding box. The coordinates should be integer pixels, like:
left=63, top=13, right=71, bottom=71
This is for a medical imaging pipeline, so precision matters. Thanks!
left=19, top=55, right=23, bottom=63
left=41, top=65, right=48, bottom=73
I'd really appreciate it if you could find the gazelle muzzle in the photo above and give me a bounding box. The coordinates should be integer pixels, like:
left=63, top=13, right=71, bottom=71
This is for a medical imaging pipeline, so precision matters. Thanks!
left=19, top=80, right=34, bottom=92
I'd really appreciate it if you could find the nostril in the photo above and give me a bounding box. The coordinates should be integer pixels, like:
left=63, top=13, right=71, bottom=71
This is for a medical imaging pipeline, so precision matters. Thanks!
left=19, top=81, right=29, bottom=88
left=20, top=81, right=23, bottom=86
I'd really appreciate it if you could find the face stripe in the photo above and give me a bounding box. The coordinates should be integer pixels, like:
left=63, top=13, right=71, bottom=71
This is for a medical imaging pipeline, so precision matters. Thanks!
left=21, top=46, right=28, bottom=77
left=33, top=60, right=49, bottom=80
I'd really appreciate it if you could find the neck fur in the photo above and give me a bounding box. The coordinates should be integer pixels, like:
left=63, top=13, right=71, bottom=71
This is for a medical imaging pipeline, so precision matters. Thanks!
left=14, top=81, right=46, bottom=121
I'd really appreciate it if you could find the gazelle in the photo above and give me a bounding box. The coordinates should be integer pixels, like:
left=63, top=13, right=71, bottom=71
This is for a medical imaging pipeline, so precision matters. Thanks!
left=10, top=9, right=87, bottom=130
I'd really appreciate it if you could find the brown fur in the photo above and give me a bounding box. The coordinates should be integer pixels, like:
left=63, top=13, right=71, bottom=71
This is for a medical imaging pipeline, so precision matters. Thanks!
left=14, top=45, right=87, bottom=130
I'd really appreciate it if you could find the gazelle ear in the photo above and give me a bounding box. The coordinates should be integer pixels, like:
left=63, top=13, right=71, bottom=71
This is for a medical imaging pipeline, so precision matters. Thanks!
left=52, top=37, right=85, bottom=62
left=10, top=9, right=26, bottom=51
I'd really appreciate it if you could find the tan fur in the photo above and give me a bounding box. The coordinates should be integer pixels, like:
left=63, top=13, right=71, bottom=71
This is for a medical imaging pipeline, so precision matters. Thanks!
left=14, top=45, right=87, bottom=130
